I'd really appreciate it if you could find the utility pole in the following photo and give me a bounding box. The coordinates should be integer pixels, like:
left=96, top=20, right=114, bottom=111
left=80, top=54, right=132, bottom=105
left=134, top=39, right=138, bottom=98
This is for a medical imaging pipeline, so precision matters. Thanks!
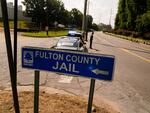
left=109, top=8, right=112, bottom=26
left=85, top=0, right=90, bottom=41
left=99, top=13, right=101, bottom=24
left=82, top=0, right=88, bottom=40
left=108, top=8, right=112, bottom=30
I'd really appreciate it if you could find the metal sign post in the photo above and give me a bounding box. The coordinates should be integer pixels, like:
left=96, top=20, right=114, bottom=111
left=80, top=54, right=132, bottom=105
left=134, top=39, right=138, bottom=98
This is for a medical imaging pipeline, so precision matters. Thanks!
left=1, top=0, right=20, bottom=113
left=14, top=0, right=18, bottom=84
left=87, top=79, right=95, bottom=113
left=34, top=71, right=40, bottom=113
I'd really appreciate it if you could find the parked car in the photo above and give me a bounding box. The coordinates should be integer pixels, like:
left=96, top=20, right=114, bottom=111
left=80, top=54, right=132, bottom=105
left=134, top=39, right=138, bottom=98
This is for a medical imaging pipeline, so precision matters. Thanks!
left=52, top=37, right=88, bottom=52
left=68, top=30, right=77, bottom=36
left=68, top=30, right=82, bottom=37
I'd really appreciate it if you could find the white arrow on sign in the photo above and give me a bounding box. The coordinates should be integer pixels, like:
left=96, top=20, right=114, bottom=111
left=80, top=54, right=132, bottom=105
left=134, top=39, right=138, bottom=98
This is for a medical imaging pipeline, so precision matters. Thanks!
left=92, top=69, right=109, bottom=76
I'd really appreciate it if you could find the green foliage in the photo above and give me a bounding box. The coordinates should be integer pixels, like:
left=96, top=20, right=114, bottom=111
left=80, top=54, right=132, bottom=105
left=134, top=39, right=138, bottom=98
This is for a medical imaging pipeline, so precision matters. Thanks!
left=46, top=0, right=65, bottom=25
left=125, top=0, right=137, bottom=30
left=23, top=30, right=67, bottom=37
left=0, top=21, right=35, bottom=29
left=115, top=0, right=150, bottom=38
left=60, top=10, right=71, bottom=25
left=22, top=0, right=66, bottom=27
left=136, top=11, right=150, bottom=33
left=22, top=0, right=45, bottom=26
left=87, top=15, right=93, bottom=29
left=117, top=0, right=127, bottom=29
left=92, top=23, right=99, bottom=31
left=22, top=0, right=93, bottom=29
left=98, top=23, right=112, bottom=31
left=143, top=32, right=150, bottom=40
left=114, top=14, right=119, bottom=29
left=147, top=0, right=150, bottom=10
left=70, top=8, right=83, bottom=27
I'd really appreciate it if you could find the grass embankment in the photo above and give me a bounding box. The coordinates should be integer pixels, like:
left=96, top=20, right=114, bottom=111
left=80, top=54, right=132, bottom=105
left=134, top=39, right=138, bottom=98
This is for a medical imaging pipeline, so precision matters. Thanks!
left=23, top=31, right=68, bottom=37
left=0, top=21, right=68, bottom=37
left=105, top=32, right=150, bottom=45
left=0, top=21, right=34, bottom=29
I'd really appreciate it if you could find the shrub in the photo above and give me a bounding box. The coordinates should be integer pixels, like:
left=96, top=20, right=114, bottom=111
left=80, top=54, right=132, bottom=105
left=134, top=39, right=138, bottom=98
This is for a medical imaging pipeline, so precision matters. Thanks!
left=92, top=23, right=100, bottom=31
left=122, top=30, right=132, bottom=36
left=143, top=32, right=150, bottom=40
left=116, top=29, right=123, bottom=35
left=113, top=30, right=117, bottom=34
left=132, top=32, right=140, bottom=38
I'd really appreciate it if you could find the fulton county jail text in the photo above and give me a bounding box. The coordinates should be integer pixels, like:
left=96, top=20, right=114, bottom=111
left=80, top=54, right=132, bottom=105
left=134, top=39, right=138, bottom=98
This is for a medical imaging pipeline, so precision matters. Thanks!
left=35, top=51, right=100, bottom=65
left=23, top=48, right=115, bottom=80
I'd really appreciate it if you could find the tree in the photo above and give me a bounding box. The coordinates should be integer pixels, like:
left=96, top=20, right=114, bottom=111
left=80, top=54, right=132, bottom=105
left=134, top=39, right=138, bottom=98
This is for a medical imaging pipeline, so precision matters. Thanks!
left=87, top=15, right=93, bottom=29
left=22, top=0, right=45, bottom=27
left=46, top=0, right=65, bottom=26
left=125, top=0, right=137, bottom=30
left=60, top=9, right=71, bottom=26
left=22, top=0, right=66, bottom=27
left=70, top=8, right=83, bottom=27
left=98, top=23, right=112, bottom=31
left=115, top=14, right=119, bottom=29
left=22, top=0, right=94, bottom=29
left=116, top=0, right=127, bottom=29
left=136, top=11, right=150, bottom=34
left=115, top=0, right=150, bottom=34
left=92, top=23, right=99, bottom=31
left=147, top=0, right=150, bottom=11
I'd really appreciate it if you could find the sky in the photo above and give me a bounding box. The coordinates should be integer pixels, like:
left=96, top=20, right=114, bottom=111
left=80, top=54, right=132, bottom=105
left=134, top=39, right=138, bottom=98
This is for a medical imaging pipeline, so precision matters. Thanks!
left=61, top=0, right=119, bottom=27
left=7, top=0, right=119, bottom=27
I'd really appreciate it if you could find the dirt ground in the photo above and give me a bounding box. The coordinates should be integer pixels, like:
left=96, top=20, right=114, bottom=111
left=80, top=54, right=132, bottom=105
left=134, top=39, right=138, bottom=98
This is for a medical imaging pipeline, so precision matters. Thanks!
left=0, top=90, right=120, bottom=113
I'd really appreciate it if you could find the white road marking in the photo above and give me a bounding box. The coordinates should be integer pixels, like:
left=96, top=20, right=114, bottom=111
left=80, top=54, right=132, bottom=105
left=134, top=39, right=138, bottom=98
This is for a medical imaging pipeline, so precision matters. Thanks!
left=58, top=75, right=73, bottom=83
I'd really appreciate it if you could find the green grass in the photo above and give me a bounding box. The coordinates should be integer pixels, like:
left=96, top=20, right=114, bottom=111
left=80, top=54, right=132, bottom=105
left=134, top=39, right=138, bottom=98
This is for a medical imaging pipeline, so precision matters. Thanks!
left=23, top=31, right=68, bottom=37
left=105, top=32, right=150, bottom=45
left=0, top=21, right=35, bottom=29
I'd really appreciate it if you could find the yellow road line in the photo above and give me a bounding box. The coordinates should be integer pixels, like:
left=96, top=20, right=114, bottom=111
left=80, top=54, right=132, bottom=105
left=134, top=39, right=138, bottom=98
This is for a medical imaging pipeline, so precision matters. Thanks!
left=121, top=48, right=150, bottom=63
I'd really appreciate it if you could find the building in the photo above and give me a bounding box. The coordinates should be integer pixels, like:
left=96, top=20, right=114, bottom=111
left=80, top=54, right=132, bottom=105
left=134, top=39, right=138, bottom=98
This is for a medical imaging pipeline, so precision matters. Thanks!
left=0, top=2, right=31, bottom=21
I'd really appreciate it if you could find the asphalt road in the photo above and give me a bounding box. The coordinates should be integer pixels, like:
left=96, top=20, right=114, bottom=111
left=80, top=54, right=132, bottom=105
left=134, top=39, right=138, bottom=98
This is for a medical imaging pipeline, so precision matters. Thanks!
left=93, top=32, right=150, bottom=101
left=91, top=32, right=150, bottom=112
left=0, top=31, right=150, bottom=113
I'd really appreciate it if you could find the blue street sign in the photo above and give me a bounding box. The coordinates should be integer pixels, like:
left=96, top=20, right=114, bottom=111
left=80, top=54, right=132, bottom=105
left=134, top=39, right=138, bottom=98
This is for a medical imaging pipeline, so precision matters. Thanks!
left=22, top=47, right=115, bottom=81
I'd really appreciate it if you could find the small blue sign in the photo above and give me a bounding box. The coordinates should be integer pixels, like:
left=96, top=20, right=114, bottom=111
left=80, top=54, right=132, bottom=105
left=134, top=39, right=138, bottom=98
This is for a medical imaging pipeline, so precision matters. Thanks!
left=22, top=47, right=115, bottom=81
